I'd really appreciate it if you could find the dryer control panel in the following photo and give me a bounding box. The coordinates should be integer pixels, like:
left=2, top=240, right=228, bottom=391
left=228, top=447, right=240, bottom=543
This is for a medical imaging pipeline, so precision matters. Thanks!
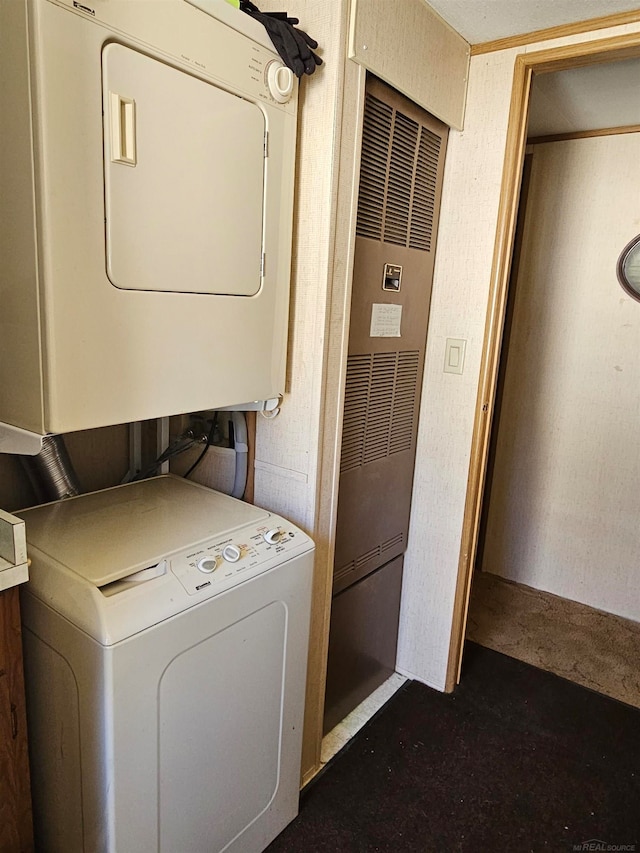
left=170, top=523, right=307, bottom=596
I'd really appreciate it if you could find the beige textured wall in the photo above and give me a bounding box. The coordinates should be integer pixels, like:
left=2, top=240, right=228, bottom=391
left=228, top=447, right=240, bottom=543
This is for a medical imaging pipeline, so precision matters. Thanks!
left=252, top=0, right=346, bottom=533
left=481, top=134, right=640, bottom=620
left=251, top=0, right=353, bottom=778
left=397, top=19, right=640, bottom=690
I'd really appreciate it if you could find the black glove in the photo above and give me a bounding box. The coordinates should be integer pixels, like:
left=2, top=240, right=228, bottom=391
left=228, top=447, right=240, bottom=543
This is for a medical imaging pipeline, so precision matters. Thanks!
left=240, top=1, right=323, bottom=78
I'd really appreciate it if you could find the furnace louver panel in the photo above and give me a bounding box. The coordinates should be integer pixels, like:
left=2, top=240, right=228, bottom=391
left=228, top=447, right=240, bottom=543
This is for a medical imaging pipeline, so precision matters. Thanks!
left=334, top=533, right=405, bottom=584
left=339, top=355, right=371, bottom=473
left=356, top=94, right=441, bottom=252
left=381, top=532, right=404, bottom=553
left=333, top=563, right=353, bottom=584
left=389, top=351, right=420, bottom=454
left=356, top=545, right=381, bottom=568
left=364, top=353, right=396, bottom=465
left=356, top=95, right=393, bottom=241
left=384, top=113, right=419, bottom=246
left=410, top=129, right=441, bottom=251
left=340, top=351, right=420, bottom=473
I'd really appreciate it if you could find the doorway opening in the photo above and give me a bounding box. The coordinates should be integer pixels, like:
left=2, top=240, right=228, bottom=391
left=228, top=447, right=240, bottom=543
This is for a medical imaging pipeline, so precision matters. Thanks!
left=448, top=33, right=640, bottom=692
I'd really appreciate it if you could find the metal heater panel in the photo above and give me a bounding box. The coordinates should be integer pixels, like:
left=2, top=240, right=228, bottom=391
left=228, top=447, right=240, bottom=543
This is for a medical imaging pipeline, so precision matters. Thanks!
left=325, top=75, right=448, bottom=733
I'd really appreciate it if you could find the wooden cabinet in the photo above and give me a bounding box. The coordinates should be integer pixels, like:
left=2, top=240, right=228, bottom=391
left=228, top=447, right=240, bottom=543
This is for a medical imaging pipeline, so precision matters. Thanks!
left=0, top=587, right=33, bottom=853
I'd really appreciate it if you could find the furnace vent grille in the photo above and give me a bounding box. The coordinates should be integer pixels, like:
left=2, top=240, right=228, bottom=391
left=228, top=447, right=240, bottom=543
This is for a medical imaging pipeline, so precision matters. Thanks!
left=384, top=112, right=418, bottom=246
left=334, top=532, right=405, bottom=583
left=410, top=128, right=441, bottom=251
left=356, top=96, right=392, bottom=241
left=340, top=351, right=420, bottom=474
left=356, top=93, right=442, bottom=251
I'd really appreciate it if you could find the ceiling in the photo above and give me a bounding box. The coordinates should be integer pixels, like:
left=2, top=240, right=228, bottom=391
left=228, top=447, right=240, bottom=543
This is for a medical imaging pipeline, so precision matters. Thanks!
left=427, top=0, right=640, bottom=45
left=422, top=1, right=640, bottom=137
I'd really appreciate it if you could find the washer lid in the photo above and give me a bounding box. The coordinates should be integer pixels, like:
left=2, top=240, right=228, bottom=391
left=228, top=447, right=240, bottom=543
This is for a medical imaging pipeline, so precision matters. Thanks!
left=18, top=476, right=270, bottom=587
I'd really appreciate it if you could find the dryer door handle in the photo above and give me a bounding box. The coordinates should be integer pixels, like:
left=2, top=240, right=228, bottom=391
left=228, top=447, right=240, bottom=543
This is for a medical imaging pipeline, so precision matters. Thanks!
left=109, top=92, right=137, bottom=166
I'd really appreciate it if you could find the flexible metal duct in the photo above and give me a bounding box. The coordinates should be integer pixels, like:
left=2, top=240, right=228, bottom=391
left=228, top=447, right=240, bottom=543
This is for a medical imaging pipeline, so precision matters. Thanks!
left=20, top=434, right=82, bottom=502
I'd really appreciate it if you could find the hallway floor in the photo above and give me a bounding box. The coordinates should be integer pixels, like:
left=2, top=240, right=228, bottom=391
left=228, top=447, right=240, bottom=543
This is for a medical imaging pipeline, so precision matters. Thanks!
left=267, top=643, right=640, bottom=852
left=466, top=570, right=640, bottom=709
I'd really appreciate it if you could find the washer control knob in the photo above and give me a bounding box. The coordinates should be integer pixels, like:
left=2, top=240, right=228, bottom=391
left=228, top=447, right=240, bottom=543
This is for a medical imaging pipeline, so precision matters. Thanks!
left=267, top=61, right=295, bottom=103
left=263, top=528, right=282, bottom=545
left=223, top=544, right=241, bottom=563
left=197, top=556, right=219, bottom=574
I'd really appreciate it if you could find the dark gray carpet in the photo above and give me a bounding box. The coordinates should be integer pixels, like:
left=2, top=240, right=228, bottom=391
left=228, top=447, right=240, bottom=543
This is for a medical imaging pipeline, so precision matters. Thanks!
left=268, top=643, right=640, bottom=852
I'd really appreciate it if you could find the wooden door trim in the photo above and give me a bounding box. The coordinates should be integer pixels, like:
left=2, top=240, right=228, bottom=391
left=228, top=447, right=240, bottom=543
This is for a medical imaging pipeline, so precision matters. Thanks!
left=470, top=9, right=640, bottom=56
left=445, top=31, right=640, bottom=691
left=528, top=123, right=640, bottom=145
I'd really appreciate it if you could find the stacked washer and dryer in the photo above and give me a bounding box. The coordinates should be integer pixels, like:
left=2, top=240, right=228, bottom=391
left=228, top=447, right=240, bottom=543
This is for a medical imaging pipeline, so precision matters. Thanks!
left=2, top=0, right=313, bottom=850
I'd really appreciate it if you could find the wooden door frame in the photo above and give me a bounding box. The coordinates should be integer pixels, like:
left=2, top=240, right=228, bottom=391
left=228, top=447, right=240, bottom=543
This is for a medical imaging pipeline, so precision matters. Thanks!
left=446, top=30, right=640, bottom=690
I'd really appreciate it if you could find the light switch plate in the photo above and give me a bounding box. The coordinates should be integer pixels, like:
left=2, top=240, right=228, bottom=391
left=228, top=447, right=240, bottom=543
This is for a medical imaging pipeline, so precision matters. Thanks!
left=444, top=338, right=466, bottom=374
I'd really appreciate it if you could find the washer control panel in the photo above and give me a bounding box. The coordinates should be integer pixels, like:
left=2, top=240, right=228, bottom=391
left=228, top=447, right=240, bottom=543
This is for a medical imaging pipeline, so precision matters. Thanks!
left=170, top=521, right=306, bottom=595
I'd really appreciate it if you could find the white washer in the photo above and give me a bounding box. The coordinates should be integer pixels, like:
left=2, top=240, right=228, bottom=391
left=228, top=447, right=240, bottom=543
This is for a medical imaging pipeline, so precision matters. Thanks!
left=18, top=476, right=314, bottom=853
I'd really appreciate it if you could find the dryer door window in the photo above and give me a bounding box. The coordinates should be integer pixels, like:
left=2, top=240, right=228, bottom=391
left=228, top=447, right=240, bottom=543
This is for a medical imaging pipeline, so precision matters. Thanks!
left=102, top=43, right=265, bottom=296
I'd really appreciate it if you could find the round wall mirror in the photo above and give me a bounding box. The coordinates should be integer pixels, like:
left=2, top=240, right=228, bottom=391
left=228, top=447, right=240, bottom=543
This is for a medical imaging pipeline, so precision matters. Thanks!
left=617, top=234, right=640, bottom=302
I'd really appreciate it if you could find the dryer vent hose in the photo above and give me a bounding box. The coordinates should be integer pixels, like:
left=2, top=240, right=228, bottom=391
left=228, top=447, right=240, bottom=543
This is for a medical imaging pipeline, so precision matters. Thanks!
left=20, top=434, right=82, bottom=502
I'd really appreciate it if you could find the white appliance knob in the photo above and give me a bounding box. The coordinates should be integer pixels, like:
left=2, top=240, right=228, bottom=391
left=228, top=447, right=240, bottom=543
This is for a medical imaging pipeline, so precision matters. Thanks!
left=263, top=528, right=281, bottom=545
left=267, top=62, right=295, bottom=103
left=223, top=544, right=241, bottom=563
left=197, top=556, right=218, bottom=573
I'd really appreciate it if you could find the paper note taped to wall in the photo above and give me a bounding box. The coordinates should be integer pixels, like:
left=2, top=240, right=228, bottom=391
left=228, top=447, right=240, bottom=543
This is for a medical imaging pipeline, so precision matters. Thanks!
left=370, top=303, right=402, bottom=337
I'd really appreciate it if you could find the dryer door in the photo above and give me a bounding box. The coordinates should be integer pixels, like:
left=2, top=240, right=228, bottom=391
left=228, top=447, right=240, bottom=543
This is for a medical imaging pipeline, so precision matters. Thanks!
left=102, top=43, right=265, bottom=296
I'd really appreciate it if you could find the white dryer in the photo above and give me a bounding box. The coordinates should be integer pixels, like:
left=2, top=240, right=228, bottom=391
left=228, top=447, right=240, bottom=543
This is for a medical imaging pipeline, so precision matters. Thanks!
left=18, top=476, right=314, bottom=853
left=1, top=0, right=298, bottom=437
